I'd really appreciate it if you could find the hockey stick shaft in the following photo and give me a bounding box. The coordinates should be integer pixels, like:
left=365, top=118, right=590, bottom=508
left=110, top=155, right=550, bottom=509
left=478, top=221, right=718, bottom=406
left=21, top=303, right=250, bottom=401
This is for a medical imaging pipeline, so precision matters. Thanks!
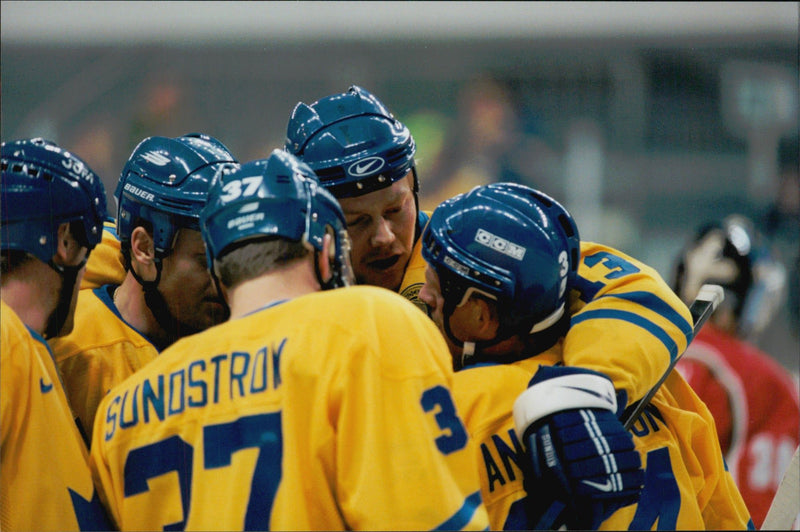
left=622, top=283, right=724, bottom=430
left=761, top=445, right=800, bottom=530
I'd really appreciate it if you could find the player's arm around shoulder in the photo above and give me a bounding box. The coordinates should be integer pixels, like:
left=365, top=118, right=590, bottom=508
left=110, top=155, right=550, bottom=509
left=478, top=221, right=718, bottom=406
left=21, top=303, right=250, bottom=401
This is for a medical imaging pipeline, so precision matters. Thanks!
left=565, top=241, right=694, bottom=406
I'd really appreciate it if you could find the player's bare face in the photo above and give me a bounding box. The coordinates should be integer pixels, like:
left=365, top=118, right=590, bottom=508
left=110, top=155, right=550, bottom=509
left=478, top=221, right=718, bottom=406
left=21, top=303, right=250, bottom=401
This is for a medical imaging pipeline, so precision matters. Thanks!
left=337, top=172, right=417, bottom=292
left=158, top=229, right=227, bottom=332
left=419, top=265, right=470, bottom=367
left=419, top=265, right=445, bottom=326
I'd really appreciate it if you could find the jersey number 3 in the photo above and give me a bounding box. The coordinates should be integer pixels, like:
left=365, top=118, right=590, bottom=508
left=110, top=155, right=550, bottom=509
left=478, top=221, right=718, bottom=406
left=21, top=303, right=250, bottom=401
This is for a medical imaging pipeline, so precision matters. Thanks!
left=421, top=385, right=468, bottom=455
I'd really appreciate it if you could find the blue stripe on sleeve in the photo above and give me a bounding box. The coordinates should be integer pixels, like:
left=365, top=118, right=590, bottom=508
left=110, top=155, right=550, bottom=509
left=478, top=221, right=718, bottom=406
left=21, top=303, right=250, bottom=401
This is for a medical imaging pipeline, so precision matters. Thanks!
left=432, top=490, right=485, bottom=531
left=606, top=291, right=693, bottom=342
left=571, top=309, right=681, bottom=363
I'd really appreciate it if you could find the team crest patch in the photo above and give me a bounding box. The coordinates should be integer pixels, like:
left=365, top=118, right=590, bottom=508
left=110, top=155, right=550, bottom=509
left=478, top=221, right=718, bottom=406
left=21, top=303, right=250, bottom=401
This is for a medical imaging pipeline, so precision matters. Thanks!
left=400, top=283, right=430, bottom=316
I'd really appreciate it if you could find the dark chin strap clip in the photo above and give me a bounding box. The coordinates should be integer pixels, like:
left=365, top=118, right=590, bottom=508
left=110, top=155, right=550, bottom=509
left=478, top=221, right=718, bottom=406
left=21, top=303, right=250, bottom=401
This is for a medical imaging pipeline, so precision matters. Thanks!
left=43, top=256, right=88, bottom=339
left=315, top=250, right=347, bottom=291
left=129, top=257, right=190, bottom=349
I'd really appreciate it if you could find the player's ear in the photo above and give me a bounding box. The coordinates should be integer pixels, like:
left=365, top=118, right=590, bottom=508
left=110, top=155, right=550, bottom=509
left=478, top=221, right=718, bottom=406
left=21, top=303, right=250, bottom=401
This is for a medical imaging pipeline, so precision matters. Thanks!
left=470, top=295, right=500, bottom=341
left=54, top=222, right=84, bottom=266
left=130, top=225, right=157, bottom=279
left=130, top=226, right=155, bottom=262
left=317, top=232, right=334, bottom=285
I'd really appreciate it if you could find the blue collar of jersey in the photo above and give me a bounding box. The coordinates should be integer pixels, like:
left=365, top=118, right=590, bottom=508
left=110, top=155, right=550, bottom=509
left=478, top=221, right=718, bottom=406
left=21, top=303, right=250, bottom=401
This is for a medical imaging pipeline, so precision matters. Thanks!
left=241, top=298, right=290, bottom=318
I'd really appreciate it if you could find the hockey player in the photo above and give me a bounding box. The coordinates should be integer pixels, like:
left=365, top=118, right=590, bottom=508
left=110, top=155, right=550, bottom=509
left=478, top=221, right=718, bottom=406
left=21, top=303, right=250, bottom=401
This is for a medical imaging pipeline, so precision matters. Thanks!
left=419, top=183, right=753, bottom=530
left=89, top=150, right=489, bottom=531
left=49, top=133, right=237, bottom=443
left=673, top=214, right=800, bottom=528
left=1, top=138, right=111, bottom=530
left=285, top=85, right=700, bottom=431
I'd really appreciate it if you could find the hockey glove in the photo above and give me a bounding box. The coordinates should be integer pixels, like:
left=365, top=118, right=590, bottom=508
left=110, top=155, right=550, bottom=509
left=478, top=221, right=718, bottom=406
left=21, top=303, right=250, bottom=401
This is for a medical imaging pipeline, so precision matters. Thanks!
left=513, top=365, right=644, bottom=530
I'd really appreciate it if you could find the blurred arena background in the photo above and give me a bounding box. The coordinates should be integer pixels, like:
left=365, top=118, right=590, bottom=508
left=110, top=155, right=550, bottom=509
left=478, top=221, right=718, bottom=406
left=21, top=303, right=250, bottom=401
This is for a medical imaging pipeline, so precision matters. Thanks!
left=2, top=1, right=798, bottom=371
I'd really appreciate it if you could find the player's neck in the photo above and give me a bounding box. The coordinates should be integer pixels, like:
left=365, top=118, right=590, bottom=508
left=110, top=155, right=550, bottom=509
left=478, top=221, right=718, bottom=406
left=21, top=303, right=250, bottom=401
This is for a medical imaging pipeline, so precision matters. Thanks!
left=0, top=261, right=60, bottom=336
left=226, top=260, right=320, bottom=320
left=114, top=274, right=164, bottom=341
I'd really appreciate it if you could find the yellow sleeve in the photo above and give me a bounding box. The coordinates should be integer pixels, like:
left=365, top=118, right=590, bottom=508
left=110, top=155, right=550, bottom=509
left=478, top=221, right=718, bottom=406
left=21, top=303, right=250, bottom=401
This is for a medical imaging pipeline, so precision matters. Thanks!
left=564, top=242, right=694, bottom=406
left=600, top=371, right=753, bottom=530
left=665, top=371, right=754, bottom=529
left=88, top=413, right=121, bottom=531
left=82, top=220, right=125, bottom=290
left=2, top=302, right=111, bottom=531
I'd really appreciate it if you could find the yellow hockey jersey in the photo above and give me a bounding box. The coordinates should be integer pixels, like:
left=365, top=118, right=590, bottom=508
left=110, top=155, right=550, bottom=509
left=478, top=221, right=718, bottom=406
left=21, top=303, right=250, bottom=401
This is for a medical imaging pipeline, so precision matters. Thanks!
left=605, top=370, right=754, bottom=530
left=400, top=237, right=694, bottom=409
left=82, top=220, right=125, bottom=290
left=452, top=342, right=752, bottom=530
left=49, top=285, right=159, bottom=443
left=451, top=352, right=561, bottom=530
left=567, top=241, right=695, bottom=409
left=1, top=301, right=110, bottom=531
left=90, top=286, right=488, bottom=531
left=398, top=210, right=432, bottom=314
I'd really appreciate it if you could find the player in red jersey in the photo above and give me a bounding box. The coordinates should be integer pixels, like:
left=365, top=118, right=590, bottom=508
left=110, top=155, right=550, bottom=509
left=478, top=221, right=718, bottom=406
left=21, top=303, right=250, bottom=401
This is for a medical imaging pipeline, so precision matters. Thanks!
left=673, top=214, right=800, bottom=528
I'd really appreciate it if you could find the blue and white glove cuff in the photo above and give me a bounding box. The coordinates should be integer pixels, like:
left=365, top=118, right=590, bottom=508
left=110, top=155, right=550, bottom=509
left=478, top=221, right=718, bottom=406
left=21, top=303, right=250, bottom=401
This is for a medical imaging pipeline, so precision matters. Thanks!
left=513, top=372, right=618, bottom=440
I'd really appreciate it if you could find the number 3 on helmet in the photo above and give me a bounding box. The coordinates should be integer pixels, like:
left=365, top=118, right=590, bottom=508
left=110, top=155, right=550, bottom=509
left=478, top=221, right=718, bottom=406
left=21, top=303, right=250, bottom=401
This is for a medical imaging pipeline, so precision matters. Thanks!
left=422, top=182, right=581, bottom=338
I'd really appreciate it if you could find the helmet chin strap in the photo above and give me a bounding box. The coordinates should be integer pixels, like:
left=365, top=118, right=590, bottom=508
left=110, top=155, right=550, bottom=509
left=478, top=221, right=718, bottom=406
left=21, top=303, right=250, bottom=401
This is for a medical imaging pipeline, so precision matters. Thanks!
left=208, top=267, right=231, bottom=322
left=314, top=249, right=347, bottom=290
left=411, top=166, right=420, bottom=226
left=442, top=298, right=561, bottom=368
left=461, top=340, right=476, bottom=368
left=43, top=257, right=87, bottom=339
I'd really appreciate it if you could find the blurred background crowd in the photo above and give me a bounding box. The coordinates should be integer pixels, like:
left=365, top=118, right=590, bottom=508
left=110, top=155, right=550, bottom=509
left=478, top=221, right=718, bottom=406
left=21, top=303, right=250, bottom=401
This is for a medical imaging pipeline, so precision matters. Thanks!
left=2, top=1, right=797, bottom=373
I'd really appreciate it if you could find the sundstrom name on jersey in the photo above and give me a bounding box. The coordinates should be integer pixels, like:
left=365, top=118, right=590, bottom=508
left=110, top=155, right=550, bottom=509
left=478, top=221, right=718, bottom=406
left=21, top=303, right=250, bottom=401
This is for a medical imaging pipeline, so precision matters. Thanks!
left=123, top=182, right=155, bottom=202
left=102, top=338, right=287, bottom=441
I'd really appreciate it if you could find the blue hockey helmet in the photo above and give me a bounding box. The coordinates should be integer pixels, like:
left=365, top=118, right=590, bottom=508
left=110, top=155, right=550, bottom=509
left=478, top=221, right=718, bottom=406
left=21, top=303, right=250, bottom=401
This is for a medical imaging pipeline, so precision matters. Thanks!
left=1, top=138, right=107, bottom=265
left=115, top=133, right=237, bottom=257
left=201, top=149, right=354, bottom=288
left=422, top=182, right=581, bottom=337
left=285, top=85, right=417, bottom=198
